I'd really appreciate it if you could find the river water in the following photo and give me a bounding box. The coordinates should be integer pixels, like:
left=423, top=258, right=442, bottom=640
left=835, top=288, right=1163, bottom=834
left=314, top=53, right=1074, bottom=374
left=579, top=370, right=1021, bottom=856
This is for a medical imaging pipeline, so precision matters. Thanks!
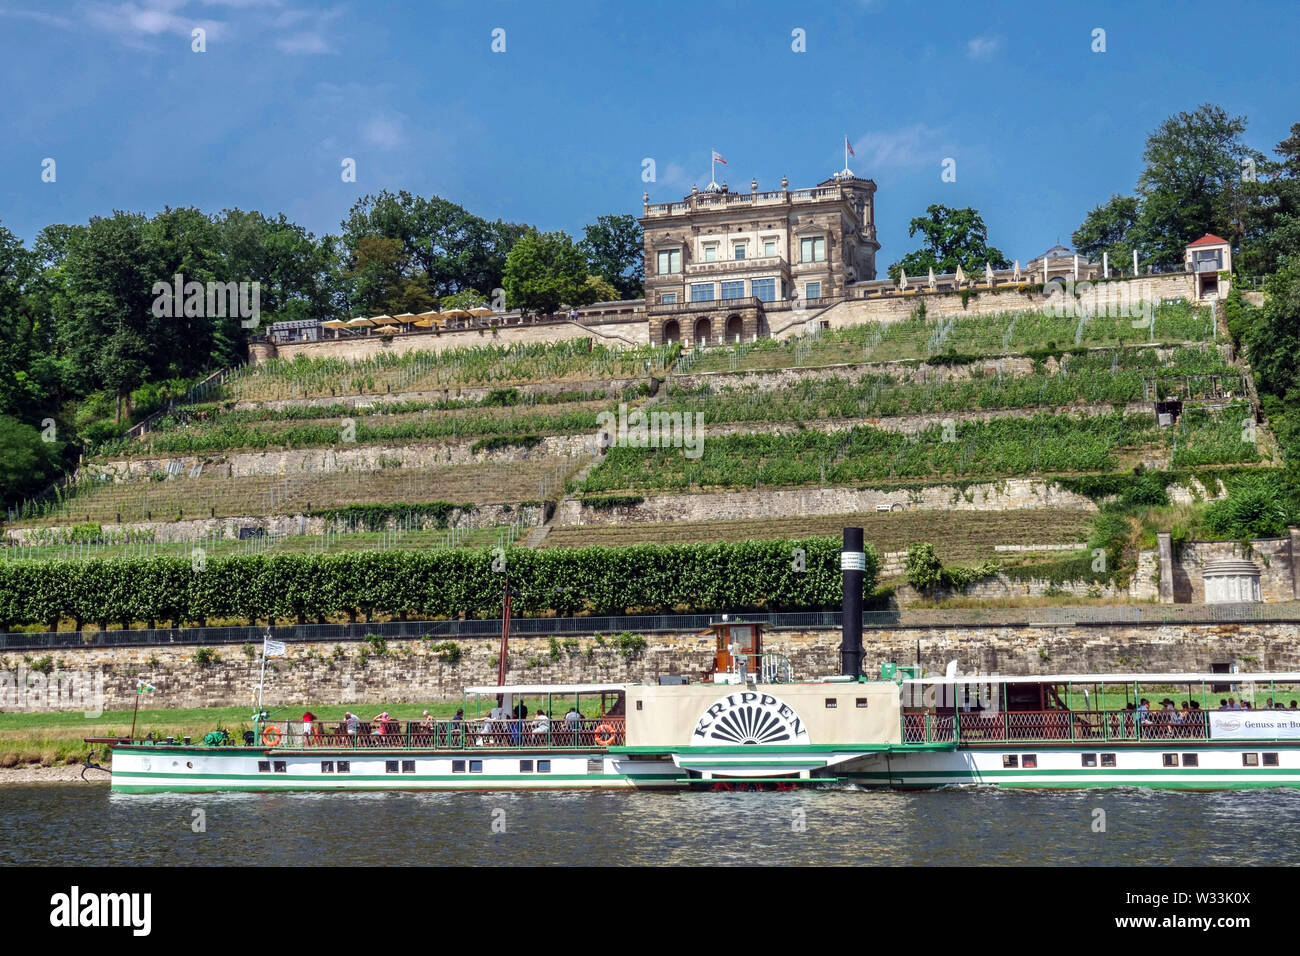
left=3, top=784, right=1299, bottom=866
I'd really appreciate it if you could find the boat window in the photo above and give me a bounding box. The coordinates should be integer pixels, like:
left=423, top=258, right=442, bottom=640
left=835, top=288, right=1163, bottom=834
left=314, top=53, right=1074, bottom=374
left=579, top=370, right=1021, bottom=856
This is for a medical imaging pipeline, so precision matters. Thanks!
left=1022, top=754, right=1037, bottom=768
left=587, top=758, right=603, bottom=773
left=1101, top=754, right=1116, bottom=767
left=1081, top=753, right=1097, bottom=767
left=538, top=760, right=552, bottom=773
left=856, top=698, right=868, bottom=708
left=337, top=761, right=350, bottom=773
left=1263, top=753, right=1279, bottom=767
left=469, top=760, right=484, bottom=773
left=258, top=761, right=271, bottom=773
left=1162, top=754, right=1178, bottom=767
left=1243, top=753, right=1259, bottom=767
left=1002, top=755, right=1018, bottom=768
left=320, top=761, right=334, bottom=774
left=520, top=760, right=534, bottom=773
left=273, top=761, right=287, bottom=773
left=452, top=760, right=466, bottom=773
left=1182, top=754, right=1198, bottom=767
left=385, top=761, right=399, bottom=774
left=825, top=698, right=837, bottom=708
left=401, top=760, right=415, bottom=773
left=636, top=701, right=643, bottom=711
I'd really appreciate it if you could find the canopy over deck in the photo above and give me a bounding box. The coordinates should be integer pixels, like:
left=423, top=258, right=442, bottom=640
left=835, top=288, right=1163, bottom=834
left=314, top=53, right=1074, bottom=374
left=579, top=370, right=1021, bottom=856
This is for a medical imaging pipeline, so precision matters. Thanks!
left=904, top=672, right=1300, bottom=686
left=463, top=683, right=628, bottom=696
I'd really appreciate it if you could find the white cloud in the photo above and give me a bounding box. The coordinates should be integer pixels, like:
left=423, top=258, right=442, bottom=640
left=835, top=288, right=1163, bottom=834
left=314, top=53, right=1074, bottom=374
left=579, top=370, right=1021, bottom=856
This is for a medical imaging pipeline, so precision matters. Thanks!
left=849, top=124, right=947, bottom=169
left=967, top=34, right=1002, bottom=60
left=275, top=31, right=330, bottom=53
left=363, top=116, right=405, bottom=150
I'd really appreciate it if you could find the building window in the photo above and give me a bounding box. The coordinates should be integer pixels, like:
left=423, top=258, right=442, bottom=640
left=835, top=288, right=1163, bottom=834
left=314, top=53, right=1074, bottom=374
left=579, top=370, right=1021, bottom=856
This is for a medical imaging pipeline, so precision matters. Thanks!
left=733, top=244, right=746, bottom=260
left=800, top=236, right=826, bottom=263
left=661, top=292, right=677, bottom=305
left=1021, top=754, right=1037, bottom=768
left=1002, top=755, right=1018, bottom=768
left=656, top=249, right=681, bottom=274
left=336, top=761, right=350, bottom=773
left=1182, top=754, right=1198, bottom=767
left=1263, top=753, right=1279, bottom=767
left=752, top=278, right=777, bottom=302
left=690, top=283, right=715, bottom=302
left=805, top=281, right=822, bottom=300
left=1101, top=754, right=1116, bottom=767
left=520, top=760, right=534, bottom=773
left=258, top=761, right=271, bottom=773
left=763, top=239, right=778, bottom=258
left=273, top=761, right=287, bottom=773
left=1081, top=753, right=1097, bottom=767
left=537, top=760, right=552, bottom=773
left=469, top=760, right=484, bottom=773
left=703, top=244, right=718, bottom=262
left=1243, top=753, right=1259, bottom=767
left=721, top=280, right=745, bottom=300
left=1162, top=754, right=1179, bottom=767
left=321, top=761, right=334, bottom=774
left=401, top=760, right=415, bottom=773
left=452, top=760, right=466, bottom=773
left=385, top=761, right=399, bottom=774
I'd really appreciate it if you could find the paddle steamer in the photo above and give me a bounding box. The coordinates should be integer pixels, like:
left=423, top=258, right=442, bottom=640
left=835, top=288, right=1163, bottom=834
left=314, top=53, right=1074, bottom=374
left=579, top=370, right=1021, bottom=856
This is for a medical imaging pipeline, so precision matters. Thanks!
left=96, top=531, right=1300, bottom=793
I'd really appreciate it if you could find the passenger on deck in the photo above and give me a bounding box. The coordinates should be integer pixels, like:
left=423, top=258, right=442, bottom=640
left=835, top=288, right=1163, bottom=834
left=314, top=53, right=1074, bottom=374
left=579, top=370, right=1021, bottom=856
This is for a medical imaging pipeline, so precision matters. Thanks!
left=532, top=710, right=551, bottom=741
left=420, top=711, right=435, bottom=732
left=1226, top=697, right=1239, bottom=710
left=1291, top=701, right=1299, bottom=710
left=1218, top=699, right=1228, bottom=710
left=345, top=712, right=359, bottom=736
left=302, top=711, right=316, bottom=743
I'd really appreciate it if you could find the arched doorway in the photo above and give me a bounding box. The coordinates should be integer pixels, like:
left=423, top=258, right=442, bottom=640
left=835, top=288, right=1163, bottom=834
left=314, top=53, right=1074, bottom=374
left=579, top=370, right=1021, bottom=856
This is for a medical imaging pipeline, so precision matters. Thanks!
left=694, top=317, right=712, bottom=347
left=662, top=319, right=680, bottom=345
left=725, top=314, right=743, bottom=344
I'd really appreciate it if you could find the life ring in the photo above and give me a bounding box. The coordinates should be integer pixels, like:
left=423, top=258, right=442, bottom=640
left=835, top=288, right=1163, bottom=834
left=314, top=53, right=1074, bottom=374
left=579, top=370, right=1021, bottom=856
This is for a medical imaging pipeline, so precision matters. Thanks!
left=593, top=723, right=617, bottom=746
left=261, top=726, right=281, bottom=747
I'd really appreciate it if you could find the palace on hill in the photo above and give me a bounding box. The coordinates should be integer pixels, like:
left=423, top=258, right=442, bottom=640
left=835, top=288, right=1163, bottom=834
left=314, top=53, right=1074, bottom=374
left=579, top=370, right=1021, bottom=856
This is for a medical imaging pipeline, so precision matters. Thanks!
left=259, top=165, right=1235, bottom=356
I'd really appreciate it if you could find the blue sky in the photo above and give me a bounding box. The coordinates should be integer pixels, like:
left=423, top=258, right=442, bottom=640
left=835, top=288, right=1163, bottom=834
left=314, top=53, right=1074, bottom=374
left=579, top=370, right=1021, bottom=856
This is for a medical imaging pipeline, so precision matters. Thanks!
left=2, top=0, right=1298, bottom=268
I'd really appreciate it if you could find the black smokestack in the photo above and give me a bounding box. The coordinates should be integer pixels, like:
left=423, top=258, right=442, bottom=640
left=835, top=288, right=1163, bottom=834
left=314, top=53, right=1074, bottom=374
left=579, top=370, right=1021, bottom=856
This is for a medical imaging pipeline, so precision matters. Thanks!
left=841, top=527, right=864, bottom=679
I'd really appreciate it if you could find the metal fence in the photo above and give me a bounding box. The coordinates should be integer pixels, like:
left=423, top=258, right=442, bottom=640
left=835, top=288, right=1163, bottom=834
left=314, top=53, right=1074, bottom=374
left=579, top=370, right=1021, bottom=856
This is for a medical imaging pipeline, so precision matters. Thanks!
left=3, top=603, right=1299, bottom=652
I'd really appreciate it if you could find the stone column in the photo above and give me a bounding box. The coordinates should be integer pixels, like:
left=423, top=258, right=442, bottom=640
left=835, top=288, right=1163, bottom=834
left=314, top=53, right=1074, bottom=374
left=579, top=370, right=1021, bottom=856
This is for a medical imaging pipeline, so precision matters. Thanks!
left=1156, top=531, right=1174, bottom=604
left=1290, top=526, right=1300, bottom=599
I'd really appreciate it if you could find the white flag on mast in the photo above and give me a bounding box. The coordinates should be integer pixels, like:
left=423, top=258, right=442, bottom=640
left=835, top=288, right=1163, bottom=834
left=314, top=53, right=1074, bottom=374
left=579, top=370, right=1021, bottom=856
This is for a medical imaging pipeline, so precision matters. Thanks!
left=264, top=638, right=287, bottom=658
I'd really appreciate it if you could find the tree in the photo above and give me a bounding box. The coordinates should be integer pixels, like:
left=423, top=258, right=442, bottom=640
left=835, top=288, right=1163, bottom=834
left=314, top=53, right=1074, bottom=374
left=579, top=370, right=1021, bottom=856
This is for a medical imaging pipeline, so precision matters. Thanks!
left=0, top=414, right=62, bottom=507
left=1130, top=104, right=1258, bottom=268
left=887, top=205, right=1008, bottom=282
left=502, top=231, right=592, bottom=314
left=1241, top=122, right=1300, bottom=274
left=1072, top=194, right=1140, bottom=271
left=580, top=214, right=643, bottom=298
left=344, top=236, right=434, bottom=316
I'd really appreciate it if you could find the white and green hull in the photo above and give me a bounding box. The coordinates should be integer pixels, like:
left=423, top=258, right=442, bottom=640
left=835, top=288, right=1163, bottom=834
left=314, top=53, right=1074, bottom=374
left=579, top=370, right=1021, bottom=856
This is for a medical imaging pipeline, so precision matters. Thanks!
left=840, top=744, right=1300, bottom=790
left=110, top=746, right=683, bottom=793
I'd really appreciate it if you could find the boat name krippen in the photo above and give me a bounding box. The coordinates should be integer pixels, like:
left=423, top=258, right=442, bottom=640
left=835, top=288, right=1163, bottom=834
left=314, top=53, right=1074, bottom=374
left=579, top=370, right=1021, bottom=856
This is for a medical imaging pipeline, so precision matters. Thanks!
left=692, top=692, right=810, bottom=746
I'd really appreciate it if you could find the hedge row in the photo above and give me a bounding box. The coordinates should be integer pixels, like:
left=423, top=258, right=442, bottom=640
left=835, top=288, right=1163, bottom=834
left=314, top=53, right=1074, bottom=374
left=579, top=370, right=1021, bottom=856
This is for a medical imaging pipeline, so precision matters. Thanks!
left=0, top=537, right=876, bottom=630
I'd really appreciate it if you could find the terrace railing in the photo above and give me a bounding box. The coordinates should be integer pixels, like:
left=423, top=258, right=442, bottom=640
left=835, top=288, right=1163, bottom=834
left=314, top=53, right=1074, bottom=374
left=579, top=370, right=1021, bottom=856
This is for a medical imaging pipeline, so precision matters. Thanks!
left=253, top=717, right=626, bottom=751
left=900, top=709, right=1255, bottom=745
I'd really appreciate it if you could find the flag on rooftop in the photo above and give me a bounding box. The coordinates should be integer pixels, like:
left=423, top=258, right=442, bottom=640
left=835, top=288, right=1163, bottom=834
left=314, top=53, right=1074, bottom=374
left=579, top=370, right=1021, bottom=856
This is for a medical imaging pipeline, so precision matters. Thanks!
left=845, top=136, right=855, bottom=157
left=711, top=150, right=727, bottom=165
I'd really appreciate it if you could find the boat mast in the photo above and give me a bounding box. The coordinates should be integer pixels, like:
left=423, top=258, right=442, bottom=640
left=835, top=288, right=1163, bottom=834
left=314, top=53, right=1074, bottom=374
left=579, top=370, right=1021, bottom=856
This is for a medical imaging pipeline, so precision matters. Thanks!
left=497, top=577, right=511, bottom=687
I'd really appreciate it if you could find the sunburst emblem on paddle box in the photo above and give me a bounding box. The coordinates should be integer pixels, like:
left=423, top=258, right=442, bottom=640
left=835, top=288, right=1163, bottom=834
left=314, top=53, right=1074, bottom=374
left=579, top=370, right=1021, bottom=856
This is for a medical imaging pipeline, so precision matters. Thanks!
left=691, top=691, right=810, bottom=746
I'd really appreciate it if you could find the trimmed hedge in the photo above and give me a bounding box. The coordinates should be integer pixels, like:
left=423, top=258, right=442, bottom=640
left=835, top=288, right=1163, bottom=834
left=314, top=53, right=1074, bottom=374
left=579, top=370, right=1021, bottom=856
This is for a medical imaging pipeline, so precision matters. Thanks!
left=0, top=537, right=877, bottom=630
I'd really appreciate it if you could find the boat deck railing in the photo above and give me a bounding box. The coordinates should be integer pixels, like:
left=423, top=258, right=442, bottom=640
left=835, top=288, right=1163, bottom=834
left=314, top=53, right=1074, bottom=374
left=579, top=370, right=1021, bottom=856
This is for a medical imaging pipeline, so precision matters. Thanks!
left=902, top=709, right=1232, bottom=745
left=254, top=717, right=626, bottom=751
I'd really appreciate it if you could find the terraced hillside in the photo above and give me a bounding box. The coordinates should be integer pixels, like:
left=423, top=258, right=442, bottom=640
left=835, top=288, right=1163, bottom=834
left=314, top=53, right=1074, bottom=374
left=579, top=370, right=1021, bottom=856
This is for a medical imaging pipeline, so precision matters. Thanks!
left=1, top=296, right=1282, bottom=626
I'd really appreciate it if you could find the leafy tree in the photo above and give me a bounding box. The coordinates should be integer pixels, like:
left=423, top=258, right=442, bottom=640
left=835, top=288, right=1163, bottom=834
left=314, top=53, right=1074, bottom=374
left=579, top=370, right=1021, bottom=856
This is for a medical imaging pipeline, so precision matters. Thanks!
left=887, top=205, right=1008, bottom=282
left=1072, top=194, right=1140, bottom=272
left=344, top=236, right=434, bottom=316
left=503, top=231, right=592, bottom=314
left=905, top=543, right=943, bottom=590
left=1130, top=104, right=1259, bottom=268
left=580, top=214, right=643, bottom=298
left=1241, top=122, right=1300, bottom=274
left=440, top=288, right=491, bottom=311
left=0, top=415, right=62, bottom=507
